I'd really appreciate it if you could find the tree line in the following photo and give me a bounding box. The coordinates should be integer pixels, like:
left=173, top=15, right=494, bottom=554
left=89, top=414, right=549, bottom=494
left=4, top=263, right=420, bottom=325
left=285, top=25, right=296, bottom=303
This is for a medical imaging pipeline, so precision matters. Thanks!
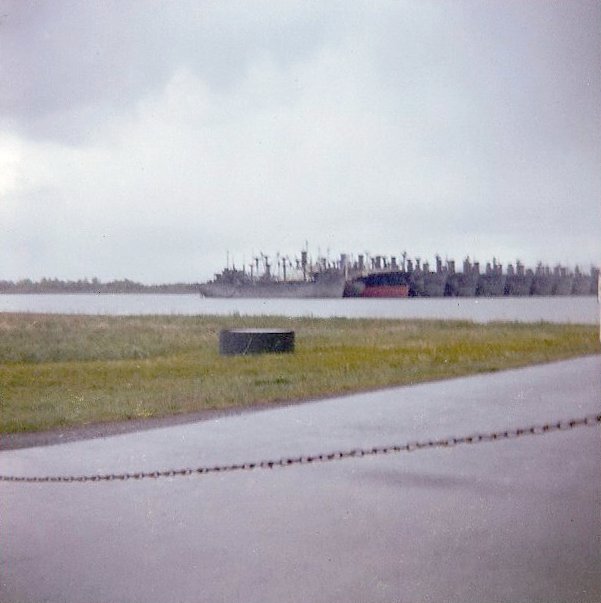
left=0, top=278, right=200, bottom=294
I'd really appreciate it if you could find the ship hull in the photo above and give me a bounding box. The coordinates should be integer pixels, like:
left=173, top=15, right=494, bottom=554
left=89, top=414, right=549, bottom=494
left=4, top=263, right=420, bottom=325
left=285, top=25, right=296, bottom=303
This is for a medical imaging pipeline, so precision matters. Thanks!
left=504, top=275, right=533, bottom=296
left=572, top=275, right=592, bottom=295
left=360, top=285, right=409, bottom=298
left=477, top=275, right=506, bottom=297
left=344, top=271, right=411, bottom=298
left=531, top=276, right=555, bottom=296
left=553, top=276, right=573, bottom=295
left=422, top=273, right=448, bottom=297
left=343, top=280, right=366, bottom=297
left=409, top=272, right=425, bottom=296
left=199, top=277, right=345, bottom=298
left=446, top=273, right=479, bottom=297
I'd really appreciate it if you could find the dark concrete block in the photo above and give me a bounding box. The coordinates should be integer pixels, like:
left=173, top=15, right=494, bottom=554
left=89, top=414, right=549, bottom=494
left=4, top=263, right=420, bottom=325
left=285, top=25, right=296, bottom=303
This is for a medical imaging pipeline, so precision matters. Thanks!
left=219, top=329, right=295, bottom=355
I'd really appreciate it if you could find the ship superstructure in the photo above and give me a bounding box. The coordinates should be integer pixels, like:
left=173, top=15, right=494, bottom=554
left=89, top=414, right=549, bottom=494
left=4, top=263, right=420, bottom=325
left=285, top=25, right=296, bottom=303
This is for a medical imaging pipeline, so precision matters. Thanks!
left=199, top=250, right=346, bottom=298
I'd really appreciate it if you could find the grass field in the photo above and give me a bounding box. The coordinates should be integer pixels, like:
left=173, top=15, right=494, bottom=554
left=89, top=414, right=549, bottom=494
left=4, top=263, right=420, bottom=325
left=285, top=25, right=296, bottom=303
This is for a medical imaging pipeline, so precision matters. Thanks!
left=0, top=313, right=598, bottom=434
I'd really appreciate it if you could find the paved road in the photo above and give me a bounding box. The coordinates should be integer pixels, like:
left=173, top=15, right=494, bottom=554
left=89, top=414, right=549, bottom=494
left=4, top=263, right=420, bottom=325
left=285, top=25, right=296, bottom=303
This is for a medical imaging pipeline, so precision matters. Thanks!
left=1, top=356, right=600, bottom=603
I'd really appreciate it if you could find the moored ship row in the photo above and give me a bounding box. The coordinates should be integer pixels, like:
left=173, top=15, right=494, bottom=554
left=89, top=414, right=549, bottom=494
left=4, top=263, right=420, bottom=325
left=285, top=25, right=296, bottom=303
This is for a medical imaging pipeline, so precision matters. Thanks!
left=199, top=251, right=346, bottom=298
left=200, top=250, right=599, bottom=299
left=341, top=254, right=599, bottom=298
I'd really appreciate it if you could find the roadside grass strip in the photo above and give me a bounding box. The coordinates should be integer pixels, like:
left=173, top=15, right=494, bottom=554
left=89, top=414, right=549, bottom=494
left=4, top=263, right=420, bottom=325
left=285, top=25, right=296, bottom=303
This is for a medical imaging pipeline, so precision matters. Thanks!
left=0, top=313, right=597, bottom=434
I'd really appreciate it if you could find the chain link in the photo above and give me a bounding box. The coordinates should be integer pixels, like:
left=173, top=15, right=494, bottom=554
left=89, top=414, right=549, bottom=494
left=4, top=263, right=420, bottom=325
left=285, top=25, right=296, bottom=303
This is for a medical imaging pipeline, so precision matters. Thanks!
left=1, top=413, right=599, bottom=484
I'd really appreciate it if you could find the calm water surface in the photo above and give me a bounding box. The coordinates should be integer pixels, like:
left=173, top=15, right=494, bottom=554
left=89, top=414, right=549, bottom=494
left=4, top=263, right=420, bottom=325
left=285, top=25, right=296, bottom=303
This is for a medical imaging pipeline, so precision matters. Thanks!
left=0, top=294, right=598, bottom=324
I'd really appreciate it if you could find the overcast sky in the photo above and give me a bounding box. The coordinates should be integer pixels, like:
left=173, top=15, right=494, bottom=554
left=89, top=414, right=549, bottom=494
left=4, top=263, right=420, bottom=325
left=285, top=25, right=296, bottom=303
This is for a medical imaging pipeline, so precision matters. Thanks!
left=1, top=0, right=599, bottom=283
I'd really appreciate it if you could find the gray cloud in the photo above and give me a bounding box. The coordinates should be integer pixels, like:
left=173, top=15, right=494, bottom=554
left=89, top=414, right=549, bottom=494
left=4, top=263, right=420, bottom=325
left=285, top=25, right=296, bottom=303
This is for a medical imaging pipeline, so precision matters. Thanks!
left=0, top=0, right=335, bottom=143
left=0, top=0, right=599, bottom=282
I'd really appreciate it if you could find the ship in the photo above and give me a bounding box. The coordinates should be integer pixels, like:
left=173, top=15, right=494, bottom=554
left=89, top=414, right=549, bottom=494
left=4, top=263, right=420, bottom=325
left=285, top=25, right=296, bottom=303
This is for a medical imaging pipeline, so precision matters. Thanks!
left=504, top=261, right=533, bottom=296
left=446, top=258, right=480, bottom=297
left=421, top=256, right=448, bottom=297
left=592, top=268, right=601, bottom=294
left=343, top=254, right=410, bottom=297
left=531, top=263, right=555, bottom=296
left=199, top=251, right=346, bottom=298
left=572, top=266, right=593, bottom=295
left=476, top=259, right=506, bottom=297
left=407, top=258, right=424, bottom=296
left=347, top=271, right=410, bottom=298
left=552, top=266, right=573, bottom=296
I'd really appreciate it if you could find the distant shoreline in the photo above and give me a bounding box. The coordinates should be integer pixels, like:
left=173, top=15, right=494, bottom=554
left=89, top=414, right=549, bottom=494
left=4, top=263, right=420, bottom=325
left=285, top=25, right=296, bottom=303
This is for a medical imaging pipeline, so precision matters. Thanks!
left=0, top=290, right=201, bottom=295
left=0, top=283, right=200, bottom=295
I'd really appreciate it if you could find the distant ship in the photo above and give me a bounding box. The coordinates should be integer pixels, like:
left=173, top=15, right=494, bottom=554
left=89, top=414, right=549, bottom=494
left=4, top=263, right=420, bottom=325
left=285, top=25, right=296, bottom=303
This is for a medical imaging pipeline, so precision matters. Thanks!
left=199, top=251, right=346, bottom=298
left=343, top=254, right=410, bottom=297
left=572, top=266, right=595, bottom=295
left=446, top=258, right=480, bottom=297
left=504, top=261, right=533, bottom=296
left=531, top=263, right=555, bottom=296
left=476, top=259, right=506, bottom=297
left=421, top=256, right=448, bottom=297
left=552, top=266, right=573, bottom=296
left=406, top=256, right=448, bottom=297
left=345, top=272, right=410, bottom=298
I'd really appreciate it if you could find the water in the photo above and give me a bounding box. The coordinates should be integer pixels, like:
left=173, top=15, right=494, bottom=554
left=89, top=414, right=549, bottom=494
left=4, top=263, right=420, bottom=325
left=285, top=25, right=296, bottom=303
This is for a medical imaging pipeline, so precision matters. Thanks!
left=0, top=294, right=598, bottom=324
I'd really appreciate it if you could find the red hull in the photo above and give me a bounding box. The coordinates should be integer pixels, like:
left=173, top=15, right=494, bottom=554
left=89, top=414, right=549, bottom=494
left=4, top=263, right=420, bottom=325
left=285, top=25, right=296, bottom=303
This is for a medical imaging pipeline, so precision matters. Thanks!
left=361, top=285, right=409, bottom=298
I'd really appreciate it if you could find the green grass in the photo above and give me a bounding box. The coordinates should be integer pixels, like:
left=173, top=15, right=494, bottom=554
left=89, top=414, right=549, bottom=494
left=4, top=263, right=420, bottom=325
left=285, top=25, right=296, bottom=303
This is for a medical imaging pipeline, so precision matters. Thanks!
left=0, top=313, right=598, bottom=434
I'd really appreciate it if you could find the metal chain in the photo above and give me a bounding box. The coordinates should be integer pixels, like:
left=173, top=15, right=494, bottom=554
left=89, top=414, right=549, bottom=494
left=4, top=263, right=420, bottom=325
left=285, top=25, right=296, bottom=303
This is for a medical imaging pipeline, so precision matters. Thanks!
left=1, top=413, right=599, bottom=484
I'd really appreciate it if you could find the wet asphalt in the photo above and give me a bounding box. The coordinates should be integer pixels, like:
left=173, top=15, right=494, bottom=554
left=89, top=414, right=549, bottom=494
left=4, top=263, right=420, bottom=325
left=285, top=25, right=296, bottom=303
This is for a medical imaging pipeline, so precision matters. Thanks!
left=1, top=356, right=600, bottom=603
